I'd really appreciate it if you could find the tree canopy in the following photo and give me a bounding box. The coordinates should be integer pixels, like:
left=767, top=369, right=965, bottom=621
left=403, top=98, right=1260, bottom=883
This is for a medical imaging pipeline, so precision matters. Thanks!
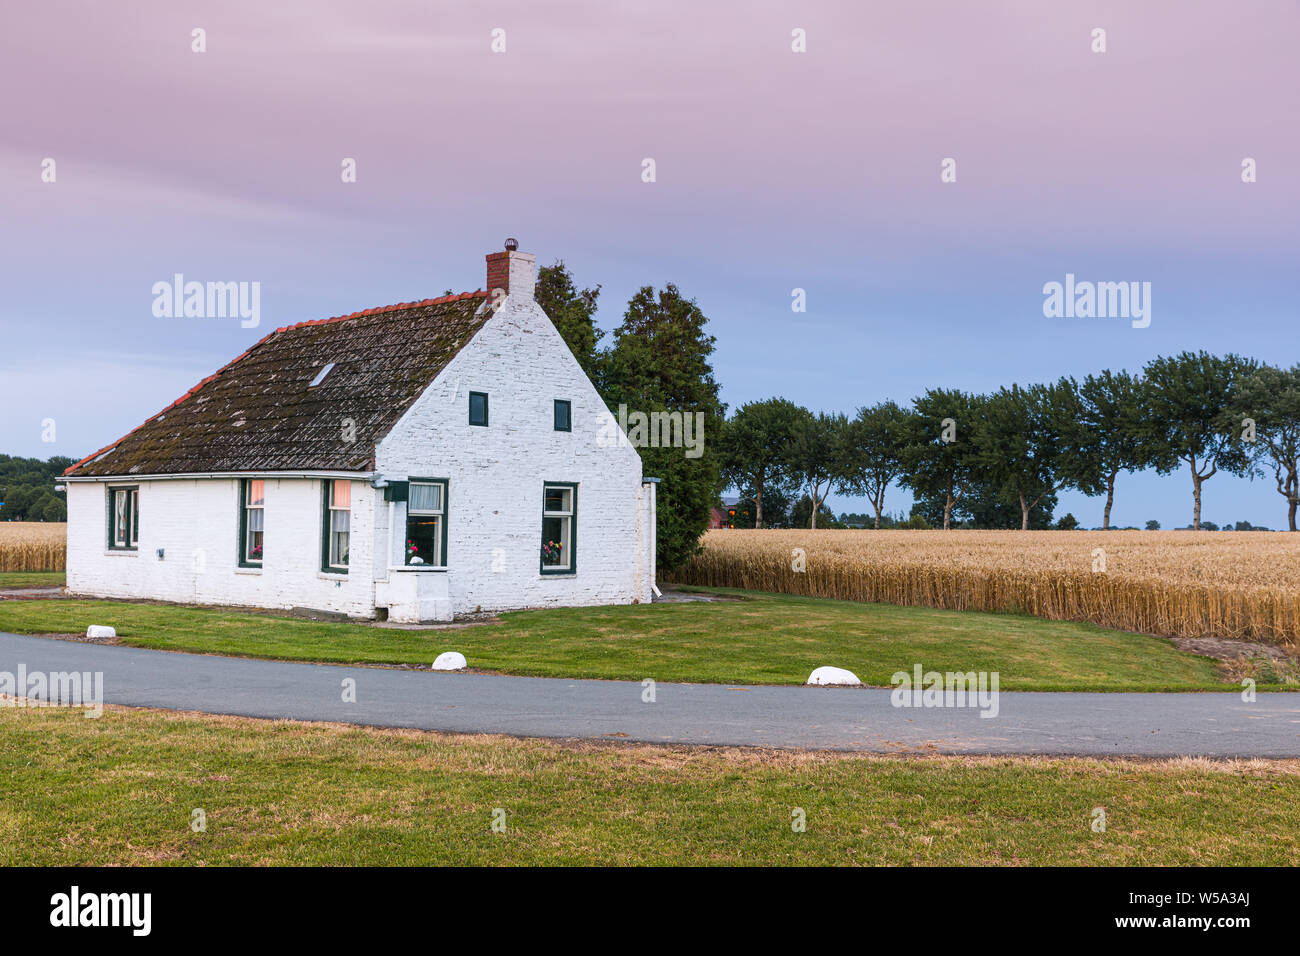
left=0, top=455, right=73, bottom=522
left=718, top=398, right=803, bottom=528
left=601, top=284, right=726, bottom=568
left=1143, top=351, right=1258, bottom=530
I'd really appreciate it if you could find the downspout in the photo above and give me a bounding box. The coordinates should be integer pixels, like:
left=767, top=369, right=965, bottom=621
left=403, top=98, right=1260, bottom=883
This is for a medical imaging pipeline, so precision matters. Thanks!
left=643, top=478, right=661, bottom=598
left=387, top=500, right=396, bottom=581
left=370, top=474, right=393, bottom=584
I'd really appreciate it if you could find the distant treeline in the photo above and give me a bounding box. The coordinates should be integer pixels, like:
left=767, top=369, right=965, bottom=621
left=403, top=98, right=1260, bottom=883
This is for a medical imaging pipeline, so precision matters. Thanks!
left=718, top=352, right=1300, bottom=532
left=823, top=510, right=1271, bottom=532
left=0, top=455, right=74, bottom=522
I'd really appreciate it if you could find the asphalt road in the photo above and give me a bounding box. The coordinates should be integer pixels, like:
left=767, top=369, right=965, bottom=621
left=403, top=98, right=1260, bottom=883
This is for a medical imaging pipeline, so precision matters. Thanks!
left=2, top=631, right=1298, bottom=756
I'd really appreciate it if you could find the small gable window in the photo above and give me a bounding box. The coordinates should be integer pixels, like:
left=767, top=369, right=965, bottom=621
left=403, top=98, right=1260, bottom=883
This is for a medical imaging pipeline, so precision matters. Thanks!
left=469, top=391, right=489, bottom=427
left=108, top=486, right=139, bottom=550
left=553, top=399, right=572, bottom=432
left=322, top=480, right=351, bottom=573
left=240, top=479, right=265, bottom=567
left=405, top=479, right=448, bottom=567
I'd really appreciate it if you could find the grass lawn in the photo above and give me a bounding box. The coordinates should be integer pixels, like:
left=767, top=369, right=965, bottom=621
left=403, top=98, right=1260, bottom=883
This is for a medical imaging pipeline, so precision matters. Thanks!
left=0, top=704, right=1296, bottom=865
left=0, top=588, right=1257, bottom=691
left=0, top=571, right=64, bottom=589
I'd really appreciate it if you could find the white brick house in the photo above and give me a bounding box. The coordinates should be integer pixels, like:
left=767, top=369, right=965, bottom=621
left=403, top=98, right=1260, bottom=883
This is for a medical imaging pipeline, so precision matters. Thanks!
left=62, top=243, right=657, bottom=622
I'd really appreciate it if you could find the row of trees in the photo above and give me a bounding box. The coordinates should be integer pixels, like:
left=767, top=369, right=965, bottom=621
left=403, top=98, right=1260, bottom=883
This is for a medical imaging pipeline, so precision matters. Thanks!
left=719, top=354, right=1300, bottom=532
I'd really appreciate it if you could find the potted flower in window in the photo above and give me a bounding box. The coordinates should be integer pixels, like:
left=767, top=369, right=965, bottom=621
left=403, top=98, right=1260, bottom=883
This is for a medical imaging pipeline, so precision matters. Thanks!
left=542, top=540, right=563, bottom=564
left=406, top=539, right=424, bottom=565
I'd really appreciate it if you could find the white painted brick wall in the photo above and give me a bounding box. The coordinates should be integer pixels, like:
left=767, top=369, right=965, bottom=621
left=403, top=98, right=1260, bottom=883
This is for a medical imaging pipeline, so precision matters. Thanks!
left=66, top=477, right=377, bottom=617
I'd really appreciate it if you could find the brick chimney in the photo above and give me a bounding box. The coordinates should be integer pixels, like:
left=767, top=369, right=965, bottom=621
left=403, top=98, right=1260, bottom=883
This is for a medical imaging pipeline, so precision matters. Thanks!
left=485, top=237, right=536, bottom=303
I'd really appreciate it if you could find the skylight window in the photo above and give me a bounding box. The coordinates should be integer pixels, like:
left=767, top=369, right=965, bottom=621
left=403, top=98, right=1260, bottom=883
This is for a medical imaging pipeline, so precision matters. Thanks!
left=309, top=363, right=336, bottom=388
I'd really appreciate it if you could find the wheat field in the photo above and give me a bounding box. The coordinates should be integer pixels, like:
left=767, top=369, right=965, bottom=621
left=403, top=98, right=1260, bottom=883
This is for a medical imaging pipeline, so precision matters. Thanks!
left=0, top=523, right=67, bottom=572
left=667, top=530, right=1300, bottom=646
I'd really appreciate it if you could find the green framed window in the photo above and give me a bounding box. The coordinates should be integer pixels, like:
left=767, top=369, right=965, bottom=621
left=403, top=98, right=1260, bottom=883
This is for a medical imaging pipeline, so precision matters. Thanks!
left=469, top=391, right=489, bottom=427
left=540, top=482, right=577, bottom=575
left=239, top=479, right=265, bottom=567
left=553, top=399, right=572, bottom=432
left=405, top=478, right=448, bottom=567
left=108, top=486, right=139, bottom=550
left=321, top=480, right=351, bottom=573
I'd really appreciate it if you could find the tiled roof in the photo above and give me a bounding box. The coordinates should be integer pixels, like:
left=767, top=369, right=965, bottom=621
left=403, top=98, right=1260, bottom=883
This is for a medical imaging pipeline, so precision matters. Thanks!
left=66, top=292, right=488, bottom=477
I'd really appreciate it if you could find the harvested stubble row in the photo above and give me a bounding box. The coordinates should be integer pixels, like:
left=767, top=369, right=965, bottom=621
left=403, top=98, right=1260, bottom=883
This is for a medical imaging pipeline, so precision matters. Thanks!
left=0, top=522, right=66, bottom=572
left=666, top=530, right=1300, bottom=646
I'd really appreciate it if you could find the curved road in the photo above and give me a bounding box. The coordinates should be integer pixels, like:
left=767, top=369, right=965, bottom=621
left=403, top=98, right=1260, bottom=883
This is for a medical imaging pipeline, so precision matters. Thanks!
left=2, top=631, right=1298, bottom=756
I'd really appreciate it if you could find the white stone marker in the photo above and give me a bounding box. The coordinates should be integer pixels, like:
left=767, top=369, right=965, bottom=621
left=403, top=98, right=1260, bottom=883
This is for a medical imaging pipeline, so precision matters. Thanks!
left=432, top=651, right=468, bottom=671
left=806, top=666, right=861, bottom=686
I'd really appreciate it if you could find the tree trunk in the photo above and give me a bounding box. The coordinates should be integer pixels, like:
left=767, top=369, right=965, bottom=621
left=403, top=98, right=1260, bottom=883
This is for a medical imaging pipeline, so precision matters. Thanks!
left=1192, top=473, right=1202, bottom=530
left=873, top=508, right=881, bottom=530
left=943, top=491, right=953, bottom=531
left=1103, top=472, right=1116, bottom=530
left=754, top=484, right=764, bottom=530
left=1287, top=467, right=1298, bottom=532
left=809, top=486, right=818, bottom=529
left=1019, top=492, right=1030, bottom=531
